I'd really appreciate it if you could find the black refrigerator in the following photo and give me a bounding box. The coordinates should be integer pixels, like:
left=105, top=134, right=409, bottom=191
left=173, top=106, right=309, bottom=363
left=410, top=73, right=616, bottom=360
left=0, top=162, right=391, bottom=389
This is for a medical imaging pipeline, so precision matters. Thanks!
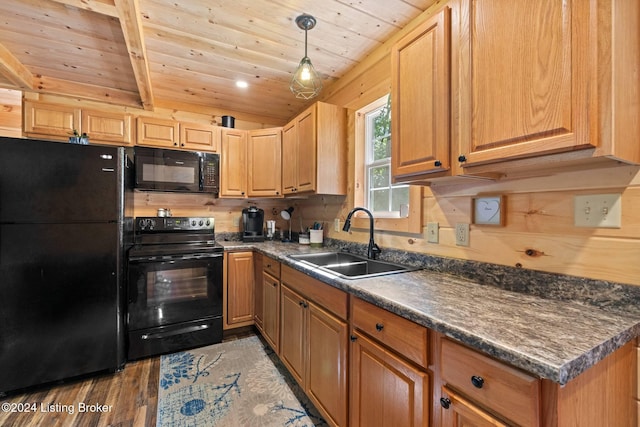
left=0, top=137, right=133, bottom=394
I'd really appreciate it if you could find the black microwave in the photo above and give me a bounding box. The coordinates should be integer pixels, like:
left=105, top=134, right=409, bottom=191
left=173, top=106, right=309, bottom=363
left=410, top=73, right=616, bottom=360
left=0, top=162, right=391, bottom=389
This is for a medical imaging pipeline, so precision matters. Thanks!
left=134, top=147, right=219, bottom=194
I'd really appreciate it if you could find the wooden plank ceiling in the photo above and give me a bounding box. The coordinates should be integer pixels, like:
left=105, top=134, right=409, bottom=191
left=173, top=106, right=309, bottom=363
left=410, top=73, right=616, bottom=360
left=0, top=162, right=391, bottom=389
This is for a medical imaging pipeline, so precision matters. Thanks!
left=0, top=0, right=435, bottom=124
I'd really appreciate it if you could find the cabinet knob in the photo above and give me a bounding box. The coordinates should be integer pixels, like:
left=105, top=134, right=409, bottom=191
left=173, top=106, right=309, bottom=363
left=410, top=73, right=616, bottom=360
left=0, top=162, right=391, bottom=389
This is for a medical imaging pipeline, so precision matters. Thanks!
left=458, top=154, right=467, bottom=163
left=272, top=282, right=277, bottom=287
left=173, top=142, right=178, bottom=146
left=439, top=397, right=451, bottom=409
left=350, top=335, right=357, bottom=342
left=471, top=375, right=484, bottom=388
left=375, top=323, right=384, bottom=332
left=434, top=160, right=442, bottom=167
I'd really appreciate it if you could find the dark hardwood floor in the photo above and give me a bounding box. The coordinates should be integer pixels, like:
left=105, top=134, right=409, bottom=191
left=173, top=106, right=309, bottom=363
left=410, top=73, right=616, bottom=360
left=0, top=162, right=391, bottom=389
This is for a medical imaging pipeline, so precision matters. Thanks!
left=0, top=329, right=256, bottom=427
left=0, top=356, right=160, bottom=427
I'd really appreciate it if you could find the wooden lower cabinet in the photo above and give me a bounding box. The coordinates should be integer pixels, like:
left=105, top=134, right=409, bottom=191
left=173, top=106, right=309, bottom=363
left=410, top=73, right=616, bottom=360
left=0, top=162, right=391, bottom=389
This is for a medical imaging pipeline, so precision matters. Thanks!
left=440, top=386, right=508, bottom=427
left=350, top=330, right=429, bottom=427
left=262, top=270, right=280, bottom=352
left=280, top=266, right=349, bottom=427
left=224, top=251, right=254, bottom=329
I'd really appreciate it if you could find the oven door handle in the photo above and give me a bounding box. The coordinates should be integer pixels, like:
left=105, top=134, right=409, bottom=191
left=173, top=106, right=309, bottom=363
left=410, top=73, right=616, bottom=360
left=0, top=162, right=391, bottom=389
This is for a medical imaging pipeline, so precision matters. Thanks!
left=178, top=253, right=224, bottom=261
left=128, top=252, right=223, bottom=262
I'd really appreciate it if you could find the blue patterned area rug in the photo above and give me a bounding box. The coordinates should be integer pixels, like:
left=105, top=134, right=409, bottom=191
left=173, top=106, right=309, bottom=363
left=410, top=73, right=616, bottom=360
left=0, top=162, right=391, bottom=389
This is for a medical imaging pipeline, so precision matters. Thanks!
left=156, top=334, right=327, bottom=426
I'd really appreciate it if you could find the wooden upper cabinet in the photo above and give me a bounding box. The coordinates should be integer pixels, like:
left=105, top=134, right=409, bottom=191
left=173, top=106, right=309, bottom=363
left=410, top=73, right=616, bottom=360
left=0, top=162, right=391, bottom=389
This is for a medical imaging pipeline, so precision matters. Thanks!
left=247, top=127, right=282, bottom=197
left=456, top=0, right=640, bottom=169
left=23, top=101, right=131, bottom=146
left=180, top=122, right=220, bottom=152
left=24, top=101, right=79, bottom=140
left=281, top=102, right=347, bottom=196
left=136, top=117, right=179, bottom=148
left=391, top=6, right=451, bottom=181
left=219, top=128, right=247, bottom=197
left=82, top=110, right=132, bottom=145
left=137, top=118, right=219, bottom=152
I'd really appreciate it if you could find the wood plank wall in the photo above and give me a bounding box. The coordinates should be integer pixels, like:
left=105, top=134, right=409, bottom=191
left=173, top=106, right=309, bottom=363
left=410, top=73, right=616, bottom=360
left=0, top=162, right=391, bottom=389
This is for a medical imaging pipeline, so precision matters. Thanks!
left=0, top=88, right=21, bottom=137
left=297, top=3, right=640, bottom=287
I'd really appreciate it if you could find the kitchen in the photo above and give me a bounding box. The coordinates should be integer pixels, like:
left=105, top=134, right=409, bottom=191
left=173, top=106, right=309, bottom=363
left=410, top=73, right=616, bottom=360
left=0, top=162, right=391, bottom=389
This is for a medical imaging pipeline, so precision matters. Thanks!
left=1, top=0, right=639, bottom=426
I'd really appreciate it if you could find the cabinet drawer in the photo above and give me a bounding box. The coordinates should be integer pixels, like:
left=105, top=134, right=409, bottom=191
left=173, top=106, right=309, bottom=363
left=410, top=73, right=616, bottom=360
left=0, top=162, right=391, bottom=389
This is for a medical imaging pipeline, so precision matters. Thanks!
left=351, top=297, right=428, bottom=368
left=440, top=338, right=540, bottom=427
left=281, top=266, right=348, bottom=319
left=263, top=256, right=280, bottom=278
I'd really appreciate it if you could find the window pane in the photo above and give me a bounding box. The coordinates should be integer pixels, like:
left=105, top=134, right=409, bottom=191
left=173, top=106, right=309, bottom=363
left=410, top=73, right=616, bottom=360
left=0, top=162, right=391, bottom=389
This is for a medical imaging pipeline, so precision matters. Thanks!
left=373, top=135, right=391, bottom=161
left=369, top=165, right=389, bottom=189
left=391, top=186, right=410, bottom=212
left=370, top=189, right=390, bottom=212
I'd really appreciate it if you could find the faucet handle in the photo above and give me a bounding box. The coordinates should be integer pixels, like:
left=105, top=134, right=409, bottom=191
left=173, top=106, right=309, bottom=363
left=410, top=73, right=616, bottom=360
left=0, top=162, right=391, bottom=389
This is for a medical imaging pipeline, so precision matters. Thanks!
left=370, top=243, right=382, bottom=259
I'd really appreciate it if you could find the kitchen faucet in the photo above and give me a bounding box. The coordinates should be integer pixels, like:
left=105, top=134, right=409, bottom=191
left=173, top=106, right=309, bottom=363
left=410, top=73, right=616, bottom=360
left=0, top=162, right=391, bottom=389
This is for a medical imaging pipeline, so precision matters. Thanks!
left=342, top=207, right=381, bottom=259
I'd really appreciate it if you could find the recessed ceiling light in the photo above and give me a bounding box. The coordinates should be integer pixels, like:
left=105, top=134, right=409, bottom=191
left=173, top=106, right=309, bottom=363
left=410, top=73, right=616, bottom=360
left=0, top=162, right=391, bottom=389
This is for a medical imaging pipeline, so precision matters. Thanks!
left=236, top=80, right=248, bottom=88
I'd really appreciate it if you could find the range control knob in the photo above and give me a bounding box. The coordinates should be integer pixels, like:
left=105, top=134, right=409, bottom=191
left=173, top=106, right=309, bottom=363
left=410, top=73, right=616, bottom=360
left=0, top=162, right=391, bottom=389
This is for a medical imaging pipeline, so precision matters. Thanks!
left=191, top=220, right=197, bottom=226
left=199, top=220, right=204, bottom=226
left=206, top=219, right=211, bottom=226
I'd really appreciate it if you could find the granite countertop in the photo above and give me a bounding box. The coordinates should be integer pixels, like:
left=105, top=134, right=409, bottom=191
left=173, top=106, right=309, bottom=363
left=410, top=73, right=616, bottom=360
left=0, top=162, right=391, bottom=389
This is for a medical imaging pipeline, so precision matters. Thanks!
left=220, top=240, right=640, bottom=385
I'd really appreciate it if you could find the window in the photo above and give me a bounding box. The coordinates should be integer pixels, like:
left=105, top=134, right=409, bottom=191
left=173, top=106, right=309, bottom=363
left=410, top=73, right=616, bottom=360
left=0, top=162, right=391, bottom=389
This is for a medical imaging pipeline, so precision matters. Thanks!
left=352, top=95, right=422, bottom=234
left=364, top=96, right=409, bottom=216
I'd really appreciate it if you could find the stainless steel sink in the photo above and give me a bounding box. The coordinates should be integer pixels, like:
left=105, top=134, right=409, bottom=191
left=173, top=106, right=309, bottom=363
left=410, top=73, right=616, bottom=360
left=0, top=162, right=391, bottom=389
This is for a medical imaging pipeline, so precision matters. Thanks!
left=288, top=251, right=417, bottom=279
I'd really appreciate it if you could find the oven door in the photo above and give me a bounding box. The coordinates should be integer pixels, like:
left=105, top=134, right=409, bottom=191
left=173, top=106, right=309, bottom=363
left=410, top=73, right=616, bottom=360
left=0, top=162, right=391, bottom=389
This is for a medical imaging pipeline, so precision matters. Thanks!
left=127, top=252, right=223, bottom=331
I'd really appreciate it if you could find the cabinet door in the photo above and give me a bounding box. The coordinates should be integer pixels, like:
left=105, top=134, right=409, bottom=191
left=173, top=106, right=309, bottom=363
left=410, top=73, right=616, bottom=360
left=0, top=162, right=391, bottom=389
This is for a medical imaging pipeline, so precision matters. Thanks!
left=280, top=284, right=306, bottom=386
left=136, top=117, right=179, bottom=148
left=262, top=270, right=280, bottom=353
left=350, top=331, right=429, bottom=427
left=220, top=128, right=247, bottom=197
left=253, top=253, right=264, bottom=331
left=307, top=302, right=348, bottom=427
left=23, top=101, right=80, bottom=140
left=225, top=251, right=254, bottom=327
left=180, top=122, right=220, bottom=152
left=457, top=0, right=593, bottom=167
left=82, top=110, right=132, bottom=145
left=440, top=386, right=509, bottom=427
left=247, top=128, right=282, bottom=197
left=282, top=121, right=298, bottom=194
left=295, top=106, right=316, bottom=193
left=391, top=6, right=451, bottom=180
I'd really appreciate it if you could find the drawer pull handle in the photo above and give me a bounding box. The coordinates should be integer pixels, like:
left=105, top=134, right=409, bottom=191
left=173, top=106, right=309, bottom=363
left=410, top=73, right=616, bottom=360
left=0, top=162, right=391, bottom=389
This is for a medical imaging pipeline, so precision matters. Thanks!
left=439, top=397, right=451, bottom=409
left=471, top=375, right=484, bottom=388
left=375, top=323, right=384, bottom=331
left=350, top=335, right=357, bottom=342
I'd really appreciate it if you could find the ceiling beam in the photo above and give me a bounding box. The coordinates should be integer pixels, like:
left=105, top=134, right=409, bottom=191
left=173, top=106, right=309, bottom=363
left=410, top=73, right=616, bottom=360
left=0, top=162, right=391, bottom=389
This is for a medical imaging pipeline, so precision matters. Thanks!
left=48, top=0, right=118, bottom=18
left=0, top=42, right=34, bottom=90
left=114, top=0, right=155, bottom=111
left=34, top=76, right=142, bottom=108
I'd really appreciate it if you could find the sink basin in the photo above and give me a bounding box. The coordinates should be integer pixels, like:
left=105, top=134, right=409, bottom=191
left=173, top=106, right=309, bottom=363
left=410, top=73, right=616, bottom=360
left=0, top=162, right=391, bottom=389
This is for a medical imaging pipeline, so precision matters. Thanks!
left=288, top=252, right=417, bottom=279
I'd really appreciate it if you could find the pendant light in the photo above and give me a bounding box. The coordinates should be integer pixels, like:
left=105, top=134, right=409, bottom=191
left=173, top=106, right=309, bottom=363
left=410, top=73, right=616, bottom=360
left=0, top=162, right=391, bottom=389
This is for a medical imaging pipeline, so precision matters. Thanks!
left=290, top=14, right=322, bottom=99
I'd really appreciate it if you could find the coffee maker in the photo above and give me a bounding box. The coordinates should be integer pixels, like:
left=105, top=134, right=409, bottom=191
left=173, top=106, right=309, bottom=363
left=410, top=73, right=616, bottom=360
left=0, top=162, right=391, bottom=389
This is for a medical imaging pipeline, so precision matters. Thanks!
left=242, top=206, right=265, bottom=242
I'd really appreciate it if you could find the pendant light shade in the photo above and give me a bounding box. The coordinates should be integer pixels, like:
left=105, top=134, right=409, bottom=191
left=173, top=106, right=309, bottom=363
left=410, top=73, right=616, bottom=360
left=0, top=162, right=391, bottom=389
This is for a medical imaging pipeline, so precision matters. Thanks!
left=290, top=14, right=322, bottom=99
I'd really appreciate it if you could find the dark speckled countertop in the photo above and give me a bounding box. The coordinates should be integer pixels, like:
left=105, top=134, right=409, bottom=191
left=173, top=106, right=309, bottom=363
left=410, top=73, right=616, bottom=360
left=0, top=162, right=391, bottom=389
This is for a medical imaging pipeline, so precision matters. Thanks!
left=220, top=239, right=640, bottom=385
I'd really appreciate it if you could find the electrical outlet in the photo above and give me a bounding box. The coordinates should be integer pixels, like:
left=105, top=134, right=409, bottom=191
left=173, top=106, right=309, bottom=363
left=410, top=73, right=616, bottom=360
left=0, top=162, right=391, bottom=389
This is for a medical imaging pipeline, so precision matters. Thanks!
left=233, top=216, right=240, bottom=227
left=334, top=218, right=341, bottom=232
left=574, top=194, right=622, bottom=228
left=455, top=223, right=470, bottom=246
left=425, top=222, right=439, bottom=243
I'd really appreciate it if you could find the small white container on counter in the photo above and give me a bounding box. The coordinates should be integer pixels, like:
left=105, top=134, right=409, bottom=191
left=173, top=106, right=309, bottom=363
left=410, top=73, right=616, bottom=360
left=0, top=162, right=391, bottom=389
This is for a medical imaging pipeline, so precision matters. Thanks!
left=309, top=229, right=323, bottom=247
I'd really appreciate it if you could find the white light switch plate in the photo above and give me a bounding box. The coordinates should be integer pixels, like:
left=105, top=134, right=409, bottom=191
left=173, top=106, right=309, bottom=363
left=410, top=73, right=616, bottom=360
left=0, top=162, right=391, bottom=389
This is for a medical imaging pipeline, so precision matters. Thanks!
left=425, top=222, right=439, bottom=243
left=574, top=194, right=622, bottom=228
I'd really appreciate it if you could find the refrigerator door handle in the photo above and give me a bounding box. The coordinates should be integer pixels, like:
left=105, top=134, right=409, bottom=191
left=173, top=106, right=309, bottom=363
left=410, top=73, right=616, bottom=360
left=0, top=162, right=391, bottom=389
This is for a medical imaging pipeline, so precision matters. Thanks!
left=101, top=168, right=115, bottom=172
